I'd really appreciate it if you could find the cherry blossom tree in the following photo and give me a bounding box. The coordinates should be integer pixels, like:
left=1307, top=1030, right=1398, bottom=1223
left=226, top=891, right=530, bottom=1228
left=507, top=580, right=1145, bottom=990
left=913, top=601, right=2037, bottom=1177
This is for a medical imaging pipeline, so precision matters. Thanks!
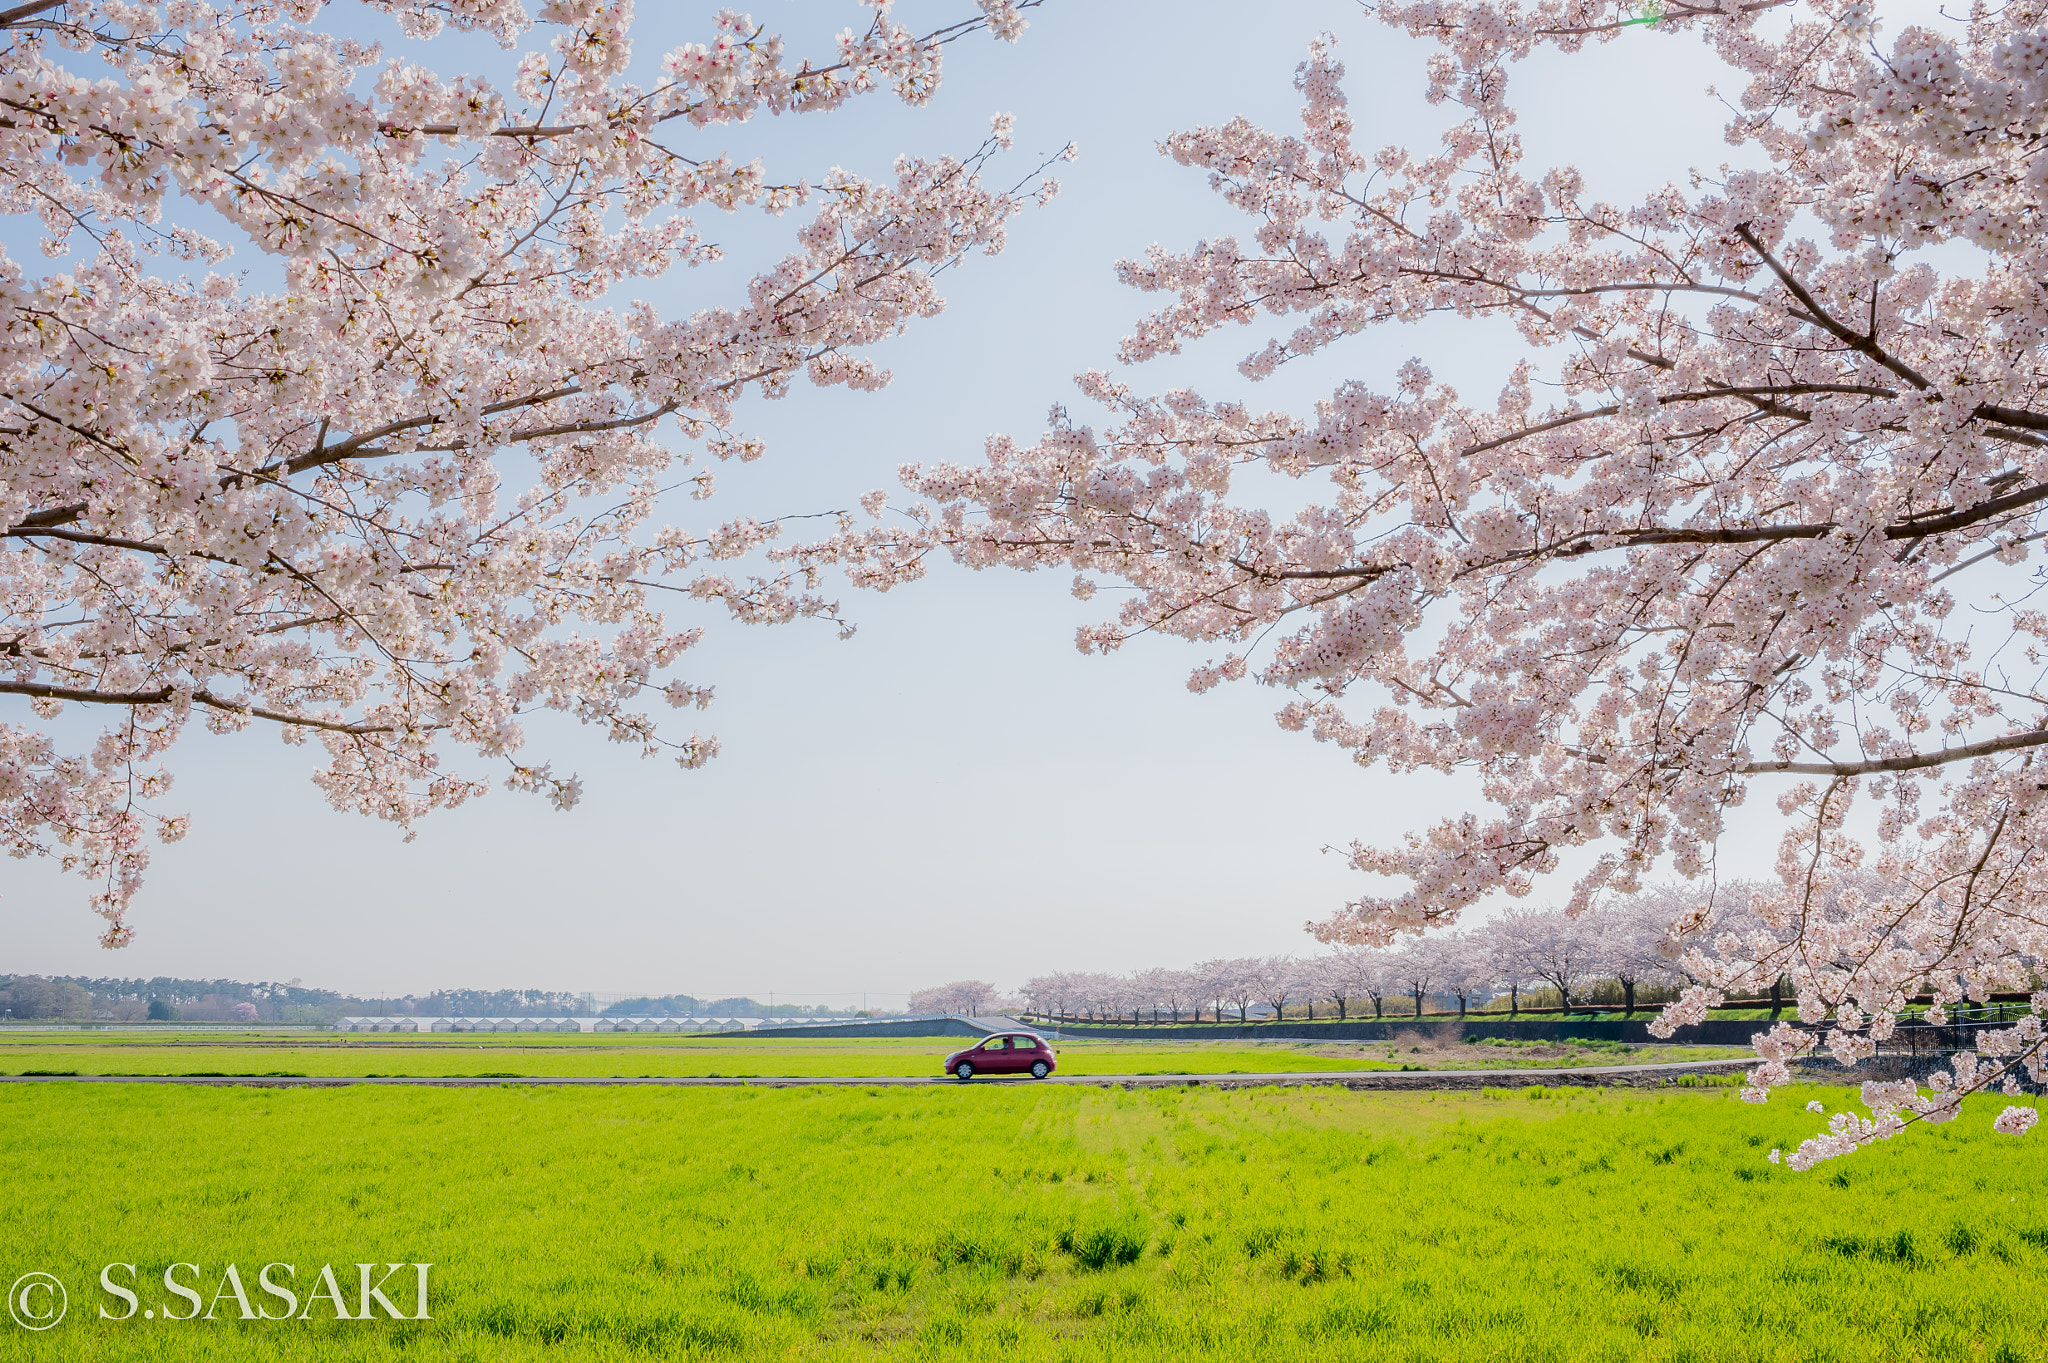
left=1299, top=952, right=1342, bottom=1019
left=1580, top=893, right=1682, bottom=1016
left=1020, top=972, right=1075, bottom=1020
left=1136, top=965, right=1190, bottom=1022
left=1061, top=973, right=1098, bottom=1020
left=1107, top=970, right=1149, bottom=1023
left=1294, top=955, right=1332, bottom=1019
left=1491, top=908, right=1599, bottom=1010
left=1248, top=953, right=1302, bottom=1021
left=0, top=0, right=1051, bottom=943
left=1472, top=918, right=1533, bottom=1015
left=1424, top=933, right=1494, bottom=1017
left=1068, top=970, right=1121, bottom=1020
left=814, top=0, right=2048, bottom=1156
left=1197, top=956, right=1260, bottom=1024
left=1390, top=938, right=1438, bottom=1019
left=1325, top=943, right=1392, bottom=1019
left=1102, top=971, right=1138, bottom=1021
left=909, top=979, right=998, bottom=1016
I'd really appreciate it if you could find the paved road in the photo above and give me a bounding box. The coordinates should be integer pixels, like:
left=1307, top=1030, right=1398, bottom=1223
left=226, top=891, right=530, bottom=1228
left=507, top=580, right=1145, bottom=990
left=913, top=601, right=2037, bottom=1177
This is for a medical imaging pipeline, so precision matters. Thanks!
left=0, top=1058, right=1751, bottom=1090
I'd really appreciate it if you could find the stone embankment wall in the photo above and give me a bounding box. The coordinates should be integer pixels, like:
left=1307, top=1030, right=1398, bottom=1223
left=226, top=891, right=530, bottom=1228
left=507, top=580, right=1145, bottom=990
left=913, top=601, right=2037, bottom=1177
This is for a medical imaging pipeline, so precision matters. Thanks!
left=1028, top=1017, right=1765, bottom=1045
left=751, top=1016, right=994, bottom=1040
left=1027, top=1016, right=2019, bottom=1050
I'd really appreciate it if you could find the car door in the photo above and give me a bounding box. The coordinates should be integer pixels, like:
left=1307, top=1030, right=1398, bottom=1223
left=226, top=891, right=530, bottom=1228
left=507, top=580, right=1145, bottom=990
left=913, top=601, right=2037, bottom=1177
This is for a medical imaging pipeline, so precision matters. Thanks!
left=978, top=1035, right=1016, bottom=1073
left=1009, top=1034, right=1044, bottom=1074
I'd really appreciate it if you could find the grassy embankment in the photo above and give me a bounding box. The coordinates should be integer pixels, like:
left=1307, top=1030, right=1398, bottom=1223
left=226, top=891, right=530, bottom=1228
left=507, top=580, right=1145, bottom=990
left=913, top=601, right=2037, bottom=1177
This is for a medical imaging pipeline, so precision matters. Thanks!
left=0, top=1033, right=1748, bottom=1077
left=2, top=1080, right=2042, bottom=1361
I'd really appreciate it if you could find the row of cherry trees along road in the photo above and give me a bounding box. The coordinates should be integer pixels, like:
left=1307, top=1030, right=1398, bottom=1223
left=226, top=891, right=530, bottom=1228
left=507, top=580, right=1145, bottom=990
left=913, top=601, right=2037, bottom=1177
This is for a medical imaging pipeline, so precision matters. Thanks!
left=1016, top=886, right=1768, bottom=1024
left=5, top=0, right=2046, bottom=1166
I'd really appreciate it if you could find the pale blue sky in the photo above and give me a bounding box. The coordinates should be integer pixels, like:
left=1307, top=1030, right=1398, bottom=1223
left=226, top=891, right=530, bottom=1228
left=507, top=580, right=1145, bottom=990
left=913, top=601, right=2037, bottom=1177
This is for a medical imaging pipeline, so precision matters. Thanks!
left=3, top=1, right=1776, bottom=1002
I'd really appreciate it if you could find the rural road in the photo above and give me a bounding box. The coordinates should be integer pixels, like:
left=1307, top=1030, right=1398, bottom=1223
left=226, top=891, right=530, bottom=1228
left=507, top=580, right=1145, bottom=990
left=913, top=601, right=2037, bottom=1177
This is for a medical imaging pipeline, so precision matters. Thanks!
left=0, top=1058, right=1753, bottom=1090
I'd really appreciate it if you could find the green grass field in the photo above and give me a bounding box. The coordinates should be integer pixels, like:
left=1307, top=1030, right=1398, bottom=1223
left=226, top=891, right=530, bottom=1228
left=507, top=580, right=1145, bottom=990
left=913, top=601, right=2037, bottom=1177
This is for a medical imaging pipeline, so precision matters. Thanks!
left=2, top=1065, right=2043, bottom=1361
left=0, top=1032, right=1748, bottom=1077
left=0, top=1034, right=1390, bottom=1078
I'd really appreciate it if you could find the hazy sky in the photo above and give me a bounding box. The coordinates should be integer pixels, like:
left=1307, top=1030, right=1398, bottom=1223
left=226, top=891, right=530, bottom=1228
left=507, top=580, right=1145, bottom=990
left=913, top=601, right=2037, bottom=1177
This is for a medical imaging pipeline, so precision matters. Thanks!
left=4, top=1, right=1788, bottom=1002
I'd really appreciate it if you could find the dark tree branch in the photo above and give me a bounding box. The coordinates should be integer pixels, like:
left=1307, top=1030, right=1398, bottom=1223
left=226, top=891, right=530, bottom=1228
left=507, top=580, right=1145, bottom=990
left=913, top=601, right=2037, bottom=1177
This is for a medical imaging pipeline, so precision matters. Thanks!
left=0, top=679, right=432, bottom=736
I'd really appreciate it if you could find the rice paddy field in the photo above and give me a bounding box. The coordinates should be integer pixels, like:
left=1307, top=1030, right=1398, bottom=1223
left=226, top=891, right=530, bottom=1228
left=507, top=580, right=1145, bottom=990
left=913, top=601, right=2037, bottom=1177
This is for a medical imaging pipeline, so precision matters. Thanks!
left=2, top=1036, right=2043, bottom=1361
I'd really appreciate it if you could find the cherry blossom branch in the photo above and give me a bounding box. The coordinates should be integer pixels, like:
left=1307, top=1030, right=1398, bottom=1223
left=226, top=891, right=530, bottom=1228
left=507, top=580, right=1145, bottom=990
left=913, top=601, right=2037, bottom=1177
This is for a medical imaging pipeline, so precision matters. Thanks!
left=0, top=680, right=434, bottom=736
left=1, top=1, right=1047, bottom=938
left=1737, top=727, right=2048, bottom=776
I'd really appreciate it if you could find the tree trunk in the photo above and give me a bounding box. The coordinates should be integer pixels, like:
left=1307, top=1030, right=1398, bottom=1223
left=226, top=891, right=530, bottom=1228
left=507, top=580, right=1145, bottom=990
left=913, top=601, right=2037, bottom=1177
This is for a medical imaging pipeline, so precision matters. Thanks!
left=1414, top=988, right=1424, bottom=1018
left=1306, top=1002, right=1315, bottom=1021
left=1336, top=998, right=1347, bottom=1020
left=1510, top=984, right=1519, bottom=1016
left=1457, top=994, right=1468, bottom=1018
left=1237, top=1004, right=1248, bottom=1023
left=1770, top=977, right=1783, bottom=1018
left=1623, top=980, right=1636, bottom=1018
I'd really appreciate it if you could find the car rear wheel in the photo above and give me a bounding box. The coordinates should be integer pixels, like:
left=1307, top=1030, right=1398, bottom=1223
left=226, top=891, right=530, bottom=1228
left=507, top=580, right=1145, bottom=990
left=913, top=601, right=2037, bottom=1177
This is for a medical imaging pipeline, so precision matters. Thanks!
left=1030, top=1060, right=1049, bottom=1079
left=954, top=1061, right=974, bottom=1080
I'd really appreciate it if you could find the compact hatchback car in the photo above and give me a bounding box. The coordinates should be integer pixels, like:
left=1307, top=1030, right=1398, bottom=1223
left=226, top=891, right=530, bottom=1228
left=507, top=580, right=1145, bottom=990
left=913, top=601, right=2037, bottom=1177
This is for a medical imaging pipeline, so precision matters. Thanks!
left=944, top=1032, right=1057, bottom=1080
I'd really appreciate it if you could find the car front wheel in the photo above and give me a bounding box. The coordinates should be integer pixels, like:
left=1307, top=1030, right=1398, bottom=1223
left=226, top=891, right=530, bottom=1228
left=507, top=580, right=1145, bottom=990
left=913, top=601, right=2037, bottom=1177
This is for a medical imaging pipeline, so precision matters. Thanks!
left=954, top=1061, right=974, bottom=1080
left=1030, top=1061, right=1049, bottom=1079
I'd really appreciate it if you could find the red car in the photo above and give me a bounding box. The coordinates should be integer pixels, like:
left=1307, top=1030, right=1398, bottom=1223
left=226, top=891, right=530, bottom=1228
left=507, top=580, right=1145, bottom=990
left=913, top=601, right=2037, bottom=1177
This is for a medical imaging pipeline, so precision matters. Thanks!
left=944, top=1032, right=1057, bottom=1080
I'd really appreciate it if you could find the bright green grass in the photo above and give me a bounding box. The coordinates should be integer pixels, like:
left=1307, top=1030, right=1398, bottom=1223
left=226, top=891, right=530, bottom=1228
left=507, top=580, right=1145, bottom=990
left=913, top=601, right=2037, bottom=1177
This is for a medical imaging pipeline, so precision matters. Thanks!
left=1, top=1081, right=2043, bottom=1361
left=0, top=1033, right=1744, bottom=1078
left=0, top=1037, right=1403, bottom=1077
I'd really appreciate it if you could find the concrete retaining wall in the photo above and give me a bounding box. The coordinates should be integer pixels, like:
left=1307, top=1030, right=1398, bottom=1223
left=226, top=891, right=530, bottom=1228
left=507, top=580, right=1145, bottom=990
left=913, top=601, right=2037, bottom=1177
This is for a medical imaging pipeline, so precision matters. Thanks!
left=1029, top=1017, right=1774, bottom=1046
left=1030, top=1016, right=2022, bottom=1050
left=749, top=1017, right=995, bottom=1040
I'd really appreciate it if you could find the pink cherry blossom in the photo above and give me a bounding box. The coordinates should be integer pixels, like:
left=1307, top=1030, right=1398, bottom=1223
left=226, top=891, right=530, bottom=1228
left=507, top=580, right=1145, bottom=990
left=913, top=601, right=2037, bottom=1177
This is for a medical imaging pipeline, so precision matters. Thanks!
left=1, top=1, right=1047, bottom=944
left=804, top=0, right=2048, bottom=1153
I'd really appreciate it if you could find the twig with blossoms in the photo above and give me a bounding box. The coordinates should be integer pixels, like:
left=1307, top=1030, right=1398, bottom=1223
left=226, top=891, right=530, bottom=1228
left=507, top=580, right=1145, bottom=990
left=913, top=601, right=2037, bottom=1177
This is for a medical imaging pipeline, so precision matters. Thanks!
left=1769, top=1017, right=2044, bottom=1168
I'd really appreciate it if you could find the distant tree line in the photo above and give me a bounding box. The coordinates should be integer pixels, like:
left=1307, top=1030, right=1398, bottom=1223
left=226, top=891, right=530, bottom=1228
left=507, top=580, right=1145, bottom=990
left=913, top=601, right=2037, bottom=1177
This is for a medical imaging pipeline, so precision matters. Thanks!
left=0, top=975, right=357, bottom=1023
left=0, top=976, right=893, bottom=1022
left=596, top=996, right=855, bottom=1018
left=1009, top=887, right=1792, bottom=1025
left=419, top=989, right=593, bottom=1018
left=906, top=981, right=1028, bottom=1017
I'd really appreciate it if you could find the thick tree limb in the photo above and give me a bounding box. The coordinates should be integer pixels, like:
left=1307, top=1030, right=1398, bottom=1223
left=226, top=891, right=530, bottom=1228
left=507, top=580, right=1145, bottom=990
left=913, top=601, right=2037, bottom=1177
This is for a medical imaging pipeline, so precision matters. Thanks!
left=0, top=0, right=64, bottom=27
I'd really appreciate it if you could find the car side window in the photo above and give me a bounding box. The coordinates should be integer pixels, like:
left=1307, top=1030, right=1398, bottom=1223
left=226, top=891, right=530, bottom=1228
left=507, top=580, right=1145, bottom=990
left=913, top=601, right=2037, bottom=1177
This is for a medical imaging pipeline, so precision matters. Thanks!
left=983, top=1037, right=1007, bottom=1050
left=1012, top=1037, right=1037, bottom=1050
